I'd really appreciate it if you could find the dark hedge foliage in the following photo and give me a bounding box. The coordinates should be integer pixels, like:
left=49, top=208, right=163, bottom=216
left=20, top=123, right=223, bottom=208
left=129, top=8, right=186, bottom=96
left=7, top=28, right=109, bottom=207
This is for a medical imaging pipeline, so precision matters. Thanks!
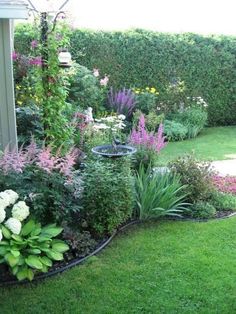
left=14, top=25, right=236, bottom=125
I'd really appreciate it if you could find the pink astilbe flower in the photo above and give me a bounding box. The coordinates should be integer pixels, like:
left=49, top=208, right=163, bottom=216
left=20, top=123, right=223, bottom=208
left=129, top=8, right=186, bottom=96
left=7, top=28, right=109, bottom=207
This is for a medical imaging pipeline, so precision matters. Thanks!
left=0, top=146, right=27, bottom=174
left=36, top=147, right=56, bottom=173
left=130, top=114, right=167, bottom=153
left=57, top=148, right=79, bottom=177
left=24, top=138, right=38, bottom=163
left=12, top=51, right=19, bottom=61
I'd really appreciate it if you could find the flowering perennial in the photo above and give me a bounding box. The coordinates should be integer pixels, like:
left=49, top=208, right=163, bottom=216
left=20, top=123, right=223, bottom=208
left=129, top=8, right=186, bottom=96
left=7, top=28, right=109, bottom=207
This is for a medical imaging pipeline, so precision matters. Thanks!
left=212, top=175, right=236, bottom=194
left=0, top=190, right=30, bottom=237
left=130, top=114, right=167, bottom=153
left=108, top=87, right=137, bottom=117
left=0, top=140, right=79, bottom=177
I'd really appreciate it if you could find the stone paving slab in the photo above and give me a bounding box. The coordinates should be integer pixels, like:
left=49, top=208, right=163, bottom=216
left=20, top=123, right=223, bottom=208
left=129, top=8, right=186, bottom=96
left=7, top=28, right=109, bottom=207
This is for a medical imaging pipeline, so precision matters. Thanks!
left=211, top=160, right=236, bottom=176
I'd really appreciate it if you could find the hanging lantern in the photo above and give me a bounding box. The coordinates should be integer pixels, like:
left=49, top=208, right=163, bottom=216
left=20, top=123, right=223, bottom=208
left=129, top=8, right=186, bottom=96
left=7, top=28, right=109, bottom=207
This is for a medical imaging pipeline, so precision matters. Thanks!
left=58, top=49, right=72, bottom=67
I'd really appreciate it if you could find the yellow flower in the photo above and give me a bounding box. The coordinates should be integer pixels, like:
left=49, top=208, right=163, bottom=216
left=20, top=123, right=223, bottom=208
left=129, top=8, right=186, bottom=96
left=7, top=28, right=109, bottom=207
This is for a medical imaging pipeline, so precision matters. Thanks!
left=17, top=101, right=23, bottom=105
left=16, top=85, right=20, bottom=90
left=150, top=87, right=156, bottom=93
left=145, top=87, right=150, bottom=91
left=135, top=91, right=140, bottom=94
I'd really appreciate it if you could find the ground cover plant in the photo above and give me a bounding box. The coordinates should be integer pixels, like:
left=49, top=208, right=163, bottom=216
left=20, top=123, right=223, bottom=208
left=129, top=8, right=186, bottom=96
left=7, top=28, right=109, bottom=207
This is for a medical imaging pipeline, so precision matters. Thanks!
left=2, top=219, right=236, bottom=313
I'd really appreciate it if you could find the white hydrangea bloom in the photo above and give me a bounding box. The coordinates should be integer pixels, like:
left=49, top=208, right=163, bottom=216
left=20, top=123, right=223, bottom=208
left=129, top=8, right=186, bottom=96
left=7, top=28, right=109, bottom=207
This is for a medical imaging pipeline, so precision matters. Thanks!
left=0, top=198, right=9, bottom=211
left=12, top=201, right=30, bottom=222
left=4, top=190, right=19, bottom=205
left=0, top=192, right=11, bottom=207
left=0, top=229, right=2, bottom=242
left=5, top=218, right=22, bottom=235
left=0, top=208, right=6, bottom=224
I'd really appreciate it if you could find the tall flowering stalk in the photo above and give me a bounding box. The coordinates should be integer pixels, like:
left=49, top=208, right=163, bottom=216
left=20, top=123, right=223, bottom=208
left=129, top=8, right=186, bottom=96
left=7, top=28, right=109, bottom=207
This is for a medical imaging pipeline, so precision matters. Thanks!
left=130, top=114, right=167, bottom=153
left=108, top=87, right=137, bottom=118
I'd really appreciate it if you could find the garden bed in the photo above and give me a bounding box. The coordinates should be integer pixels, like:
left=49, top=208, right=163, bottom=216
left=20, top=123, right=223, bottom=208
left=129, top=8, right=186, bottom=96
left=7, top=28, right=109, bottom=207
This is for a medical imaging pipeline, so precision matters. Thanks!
left=0, top=221, right=138, bottom=286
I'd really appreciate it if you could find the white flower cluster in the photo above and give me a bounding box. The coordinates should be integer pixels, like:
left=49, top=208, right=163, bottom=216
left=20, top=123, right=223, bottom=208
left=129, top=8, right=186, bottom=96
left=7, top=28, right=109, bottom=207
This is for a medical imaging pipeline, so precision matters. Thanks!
left=94, top=114, right=126, bottom=133
left=0, top=190, right=30, bottom=238
left=188, top=96, right=208, bottom=108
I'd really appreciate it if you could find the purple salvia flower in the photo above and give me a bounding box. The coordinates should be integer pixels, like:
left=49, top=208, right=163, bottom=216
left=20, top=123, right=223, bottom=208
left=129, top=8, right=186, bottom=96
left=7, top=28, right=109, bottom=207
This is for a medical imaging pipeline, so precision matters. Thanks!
left=108, top=87, right=137, bottom=118
left=31, top=40, right=38, bottom=49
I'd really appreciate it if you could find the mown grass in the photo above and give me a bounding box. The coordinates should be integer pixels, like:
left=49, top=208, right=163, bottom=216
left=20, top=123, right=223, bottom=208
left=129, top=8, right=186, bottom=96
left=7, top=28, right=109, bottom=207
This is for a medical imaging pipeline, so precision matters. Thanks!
left=159, top=126, right=236, bottom=165
left=1, top=218, right=236, bottom=313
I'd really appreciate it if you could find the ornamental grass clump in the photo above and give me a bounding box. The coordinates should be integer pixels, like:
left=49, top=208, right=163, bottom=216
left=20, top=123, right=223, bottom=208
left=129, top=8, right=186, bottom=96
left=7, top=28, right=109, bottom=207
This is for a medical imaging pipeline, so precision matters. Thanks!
left=135, top=166, right=189, bottom=220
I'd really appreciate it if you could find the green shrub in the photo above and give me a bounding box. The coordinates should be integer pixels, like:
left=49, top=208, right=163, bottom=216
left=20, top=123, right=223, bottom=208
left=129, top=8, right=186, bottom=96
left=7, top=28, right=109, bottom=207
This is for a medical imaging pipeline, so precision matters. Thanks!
left=170, top=154, right=215, bottom=203
left=135, top=166, right=188, bottom=220
left=0, top=166, right=81, bottom=226
left=211, top=191, right=236, bottom=211
left=190, top=201, right=216, bottom=219
left=164, top=120, right=188, bottom=141
left=174, top=105, right=208, bottom=138
left=81, top=158, right=134, bottom=236
left=16, top=106, right=43, bottom=144
left=67, top=63, right=106, bottom=114
left=134, top=87, right=159, bottom=114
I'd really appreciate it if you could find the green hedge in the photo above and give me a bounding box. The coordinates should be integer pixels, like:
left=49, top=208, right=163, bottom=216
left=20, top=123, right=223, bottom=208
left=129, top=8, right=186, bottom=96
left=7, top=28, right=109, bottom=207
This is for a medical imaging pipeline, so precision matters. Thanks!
left=14, top=25, right=236, bottom=125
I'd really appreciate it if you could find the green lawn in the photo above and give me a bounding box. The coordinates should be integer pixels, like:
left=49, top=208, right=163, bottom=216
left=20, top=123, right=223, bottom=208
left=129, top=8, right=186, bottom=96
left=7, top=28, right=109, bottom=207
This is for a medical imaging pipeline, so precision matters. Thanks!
left=159, top=126, right=236, bottom=164
left=1, top=218, right=236, bottom=313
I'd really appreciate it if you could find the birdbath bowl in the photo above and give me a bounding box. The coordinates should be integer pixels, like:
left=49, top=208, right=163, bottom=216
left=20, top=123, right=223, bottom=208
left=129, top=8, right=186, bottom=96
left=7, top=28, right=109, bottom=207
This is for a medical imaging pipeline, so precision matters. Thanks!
left=92, top=144, right=137, bottom=158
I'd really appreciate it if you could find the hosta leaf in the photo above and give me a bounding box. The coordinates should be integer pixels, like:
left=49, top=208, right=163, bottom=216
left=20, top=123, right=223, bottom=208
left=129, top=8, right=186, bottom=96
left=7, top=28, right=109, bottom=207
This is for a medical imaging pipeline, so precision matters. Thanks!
left=27, top=268, right=34, bottom=281
left=25, top=255, right=43, bottom=270
left=2, top=226, right=11, bottom=239
left=10, top=250, right=20, bottom=257
left=41, top=224, right=63, bottom=238
left=16, top=267, right=28, bottom=281
left=52, top=242, right=69, bottom=253
left=40, top=256, right=52, bottom=267
left=30, top=223, right=41, bottom=236
left=21, top=220, right=36, bottom=236
left=46, top=250, right=63, bottom=261
left=12, top=265, right=19, bottom=275
left=0, top=246, right=8, bottom=256
left=11, top=234, right=24, bottom=243
left=27, top=249, right=41, bottom=255
left=5, top=253, right=19, bottom=267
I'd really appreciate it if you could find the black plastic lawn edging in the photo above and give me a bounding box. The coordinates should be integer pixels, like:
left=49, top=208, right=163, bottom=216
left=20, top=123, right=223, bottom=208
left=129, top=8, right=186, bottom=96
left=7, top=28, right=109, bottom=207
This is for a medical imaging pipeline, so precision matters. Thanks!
left=0, top=220, right=139, bottom=287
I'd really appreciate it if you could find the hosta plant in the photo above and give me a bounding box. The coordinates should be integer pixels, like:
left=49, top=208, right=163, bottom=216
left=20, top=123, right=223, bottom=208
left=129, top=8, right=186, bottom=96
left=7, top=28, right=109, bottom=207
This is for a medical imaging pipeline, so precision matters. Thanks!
left=0, top=220, right=69, bottom=281
left=0, top=189, right=69, bottom=281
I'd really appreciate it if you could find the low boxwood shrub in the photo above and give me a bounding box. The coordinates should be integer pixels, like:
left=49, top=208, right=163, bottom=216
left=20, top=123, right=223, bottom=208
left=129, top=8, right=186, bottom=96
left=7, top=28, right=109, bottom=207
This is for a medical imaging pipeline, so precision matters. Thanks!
left=211, top=191, right=236, bottom=211
left=81, top=158, right=134, bottom=236
left=190, top=201, right=216, bottom=219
